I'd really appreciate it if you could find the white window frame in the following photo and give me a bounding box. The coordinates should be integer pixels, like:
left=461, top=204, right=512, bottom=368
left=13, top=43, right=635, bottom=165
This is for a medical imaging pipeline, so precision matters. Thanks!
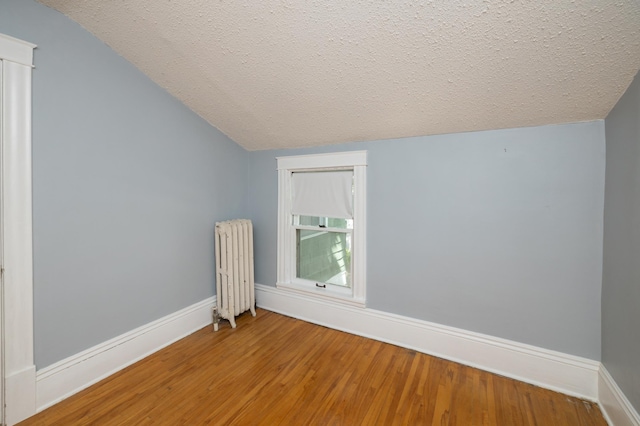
left=277, top=151, right=367, bottom=308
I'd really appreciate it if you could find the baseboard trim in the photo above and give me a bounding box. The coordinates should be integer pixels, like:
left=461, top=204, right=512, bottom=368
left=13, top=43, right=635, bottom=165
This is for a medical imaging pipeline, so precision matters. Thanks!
left=255, top=283, right=600, bottom=401
left=599, top=365, right=640, bottom=426
left=29, top=286, right=639, bottom=423
left=35, top=297, right=216, bottom=412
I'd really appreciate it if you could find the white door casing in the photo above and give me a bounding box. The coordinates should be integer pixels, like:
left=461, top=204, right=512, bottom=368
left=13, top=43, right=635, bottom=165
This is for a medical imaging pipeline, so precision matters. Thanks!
left=1, top=56, right=4, bottom=426
left=0, top=33, right=36, bottom=426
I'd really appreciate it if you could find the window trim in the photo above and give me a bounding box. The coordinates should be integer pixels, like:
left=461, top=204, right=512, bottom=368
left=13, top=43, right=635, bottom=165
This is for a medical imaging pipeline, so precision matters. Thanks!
left=277, top=151, right=367, bottom=308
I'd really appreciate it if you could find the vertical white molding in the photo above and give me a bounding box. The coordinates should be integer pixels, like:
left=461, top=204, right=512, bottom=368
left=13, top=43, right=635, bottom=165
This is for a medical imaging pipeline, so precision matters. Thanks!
left=352, top=163, right=367, bottom=303
left=276, top=169, right=291, bottom=285
left=0, top=56, right=4, bottom=426
left=1, top=34, right=37, bottom=426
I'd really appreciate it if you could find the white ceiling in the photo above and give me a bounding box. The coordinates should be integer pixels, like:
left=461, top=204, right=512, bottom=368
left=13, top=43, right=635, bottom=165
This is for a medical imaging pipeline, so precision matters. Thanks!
left=39, top=0, right=640, bottom=151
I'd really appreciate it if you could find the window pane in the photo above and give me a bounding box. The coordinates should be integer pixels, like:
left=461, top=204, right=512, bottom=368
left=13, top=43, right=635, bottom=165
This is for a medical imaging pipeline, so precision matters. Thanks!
left=297, top=215, right=321, bottom=227
left=296, top=215, right=352, bottom=229
left=297, top=230, right=351, bottom=288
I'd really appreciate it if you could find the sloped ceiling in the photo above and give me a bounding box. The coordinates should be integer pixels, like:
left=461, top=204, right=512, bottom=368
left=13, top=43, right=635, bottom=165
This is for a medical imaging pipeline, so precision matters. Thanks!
left=39, top=1, right=640, bottom=150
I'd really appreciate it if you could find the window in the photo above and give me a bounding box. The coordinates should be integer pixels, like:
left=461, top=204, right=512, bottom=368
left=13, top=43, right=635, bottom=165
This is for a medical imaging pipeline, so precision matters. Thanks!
left=277, top=151, right=367, bottom=307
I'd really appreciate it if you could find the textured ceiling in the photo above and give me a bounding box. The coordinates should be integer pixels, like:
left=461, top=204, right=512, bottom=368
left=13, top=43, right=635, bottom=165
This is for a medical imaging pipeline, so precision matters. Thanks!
left=39, top=1, right=640, bottom=150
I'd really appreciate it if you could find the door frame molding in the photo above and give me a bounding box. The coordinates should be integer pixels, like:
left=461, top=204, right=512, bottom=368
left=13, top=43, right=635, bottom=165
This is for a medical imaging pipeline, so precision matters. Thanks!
left=0, top=32, right=36, bottom=425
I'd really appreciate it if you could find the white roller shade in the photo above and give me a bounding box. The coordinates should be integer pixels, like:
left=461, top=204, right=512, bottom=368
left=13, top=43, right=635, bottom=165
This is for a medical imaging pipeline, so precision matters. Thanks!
left=291, top=170, right=353, bottom=219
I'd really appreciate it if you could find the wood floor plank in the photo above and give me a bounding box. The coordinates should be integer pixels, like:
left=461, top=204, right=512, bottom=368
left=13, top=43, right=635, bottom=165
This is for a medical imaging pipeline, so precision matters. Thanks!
left=19, top=309, right=607, bottom=426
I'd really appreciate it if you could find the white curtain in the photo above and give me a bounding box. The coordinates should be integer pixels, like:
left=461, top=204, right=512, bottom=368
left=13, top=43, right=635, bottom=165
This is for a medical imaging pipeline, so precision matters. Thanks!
left=291, top=170, right=353, bottom=219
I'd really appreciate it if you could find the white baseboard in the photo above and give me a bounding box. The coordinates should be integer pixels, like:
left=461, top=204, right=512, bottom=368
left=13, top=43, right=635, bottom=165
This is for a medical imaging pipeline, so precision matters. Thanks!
left=5, top=365, right=36, bottom=426
left=29, top=285, right=639, bottom=424
left=255, top=283, right=600, bottom=401
left=35, top=297, right=216, bottom=412
left=599, top=365, right=640, bottom=426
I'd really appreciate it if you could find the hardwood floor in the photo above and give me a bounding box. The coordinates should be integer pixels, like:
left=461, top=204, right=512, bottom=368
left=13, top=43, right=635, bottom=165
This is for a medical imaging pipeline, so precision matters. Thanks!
left=19, top=309, right=607, bottom=425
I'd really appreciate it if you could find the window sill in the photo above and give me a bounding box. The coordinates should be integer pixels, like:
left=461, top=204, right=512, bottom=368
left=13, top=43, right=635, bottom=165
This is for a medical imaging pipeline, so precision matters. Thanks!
left=276, top=281, right=366, bottom=309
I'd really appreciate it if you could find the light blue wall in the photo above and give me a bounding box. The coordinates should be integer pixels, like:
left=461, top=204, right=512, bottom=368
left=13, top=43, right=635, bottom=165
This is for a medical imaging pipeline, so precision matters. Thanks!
left=1, top=0, right=248, bottom=368
left=0, top=0, right=610, bottom=370
left=603, top=70, right=640, bottom=412
left=249, top=122, right=605, bottom=359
